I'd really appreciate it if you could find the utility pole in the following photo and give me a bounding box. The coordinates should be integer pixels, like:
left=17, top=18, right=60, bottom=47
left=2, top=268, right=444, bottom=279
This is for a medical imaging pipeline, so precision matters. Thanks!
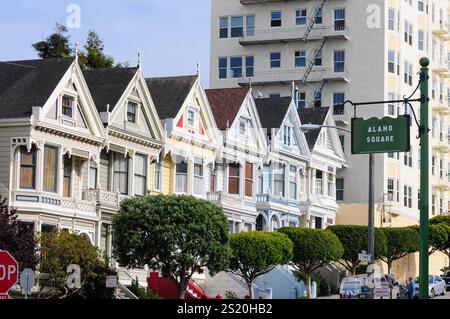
left=368, top=153, right=375, bottom=267
left=419, top=57, right=430, bottom=300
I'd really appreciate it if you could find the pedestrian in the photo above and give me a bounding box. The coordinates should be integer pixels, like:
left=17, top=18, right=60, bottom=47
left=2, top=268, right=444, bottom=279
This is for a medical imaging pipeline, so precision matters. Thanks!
left=406, top=276, right=415, bottom=300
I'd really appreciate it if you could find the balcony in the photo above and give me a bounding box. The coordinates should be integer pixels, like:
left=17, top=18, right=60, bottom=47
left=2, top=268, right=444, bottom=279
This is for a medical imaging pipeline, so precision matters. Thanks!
left=432, top=133, right=450, bottom=152
left=239, top=25, right=349, bottom=46
left=207, top=191, right=256, bottom=210
left=83, top=189, right=131, bottom=210
left=431, top=97, right=449, bottom=112
left=432, top=175, right=449, bottom=190
left=238, top=67, right=348, bottom=86
left=12, top=190, right=97, bottom=217
left=255, top=193, right=300, bottom=209
left=431, top=59, right=449, bottom=76
left=432, top=21, right=448, bottom=37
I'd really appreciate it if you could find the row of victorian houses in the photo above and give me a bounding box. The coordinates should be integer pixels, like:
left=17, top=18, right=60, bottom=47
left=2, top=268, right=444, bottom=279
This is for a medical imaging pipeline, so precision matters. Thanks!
left=0, top=57, right=345, bottom=280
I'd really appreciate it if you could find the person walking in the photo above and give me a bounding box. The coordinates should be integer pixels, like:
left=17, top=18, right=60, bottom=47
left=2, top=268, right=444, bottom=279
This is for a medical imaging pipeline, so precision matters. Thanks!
left=406, top=276, right=415, bottom=300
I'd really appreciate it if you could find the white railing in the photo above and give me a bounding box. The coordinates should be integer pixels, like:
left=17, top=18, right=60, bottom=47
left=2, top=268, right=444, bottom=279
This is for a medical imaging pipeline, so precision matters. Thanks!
left=207, top=192, right=246, bottom=204
left=82, top=189, right=130, bottom=207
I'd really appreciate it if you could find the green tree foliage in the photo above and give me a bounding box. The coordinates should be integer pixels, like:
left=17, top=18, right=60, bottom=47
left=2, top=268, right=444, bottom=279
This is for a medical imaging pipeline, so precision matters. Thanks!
left=327, top=225, right=388, bottom=275
left=410, top=224, right=449, bottom=256
left=32, top=23, right=72, bottom=58
left=278, top=227, right=343, bottom=297
left=380, top=227, right=419, bottom=274
left=39, top=230, right=101, bottom=299
left=0, top=195, right=38, bottom=271
left=78, top=31, right=114, bottom=70
left=430, top=216, right=450, bottom=259
left=228, top=231, right=293, bottom=299
left=112, top=195, right=230, bottom=299
left=430, top=215, right=450, bottom=226
left=81, top=261, right=117, bottom=299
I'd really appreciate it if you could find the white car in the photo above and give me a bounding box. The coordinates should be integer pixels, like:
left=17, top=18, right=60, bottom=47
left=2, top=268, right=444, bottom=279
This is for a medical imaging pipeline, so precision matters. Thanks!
left=414, top=276, right=447, bottom=298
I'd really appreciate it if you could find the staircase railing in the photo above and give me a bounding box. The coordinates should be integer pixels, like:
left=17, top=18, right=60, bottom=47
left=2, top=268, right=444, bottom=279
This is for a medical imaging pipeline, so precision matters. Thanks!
left=306, top=80, right=326, bottom=108
left=304, top=0, right=327, bottom=41
left=302, top=38, right=327, bottom=82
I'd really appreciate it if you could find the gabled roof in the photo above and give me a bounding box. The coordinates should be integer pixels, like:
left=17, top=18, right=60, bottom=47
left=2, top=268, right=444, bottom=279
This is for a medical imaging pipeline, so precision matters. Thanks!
left=254, top=97, right=292, bottom=130
left=83, top=67, right=138, bottom=113
left=297, top=107, right=330, bottom=150
left=206, top=87, right=250, bottom=130
left=145, top=75, right=198, bottom=120
left=0, top=57, right=74, bottom=119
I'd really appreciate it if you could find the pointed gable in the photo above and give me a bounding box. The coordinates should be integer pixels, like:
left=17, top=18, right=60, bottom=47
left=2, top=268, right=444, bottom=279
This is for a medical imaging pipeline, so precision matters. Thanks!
left=297, top=107, right=330, bottom=151
left=206, top=87, right=250, bottom=130
left=0, top=58, right=74, bottom=119
left=254, top=97, right=292, bottom=130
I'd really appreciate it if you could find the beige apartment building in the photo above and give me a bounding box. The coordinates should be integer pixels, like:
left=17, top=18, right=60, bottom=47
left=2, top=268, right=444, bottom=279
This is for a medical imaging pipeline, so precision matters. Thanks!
left=210, top=0, right=450, bottom=274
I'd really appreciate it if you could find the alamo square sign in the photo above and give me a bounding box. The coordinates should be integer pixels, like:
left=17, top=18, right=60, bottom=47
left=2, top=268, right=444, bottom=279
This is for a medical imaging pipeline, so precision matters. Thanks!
left=351, top=115, right=411, bottom=155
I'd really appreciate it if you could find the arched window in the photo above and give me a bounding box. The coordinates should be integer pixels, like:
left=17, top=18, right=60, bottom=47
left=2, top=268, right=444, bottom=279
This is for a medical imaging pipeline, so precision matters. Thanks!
left=271, top=215, right=280, bottom=231
left=256, top=214, right=265, bottom=231
left=20, top=146, right=36, bottom=189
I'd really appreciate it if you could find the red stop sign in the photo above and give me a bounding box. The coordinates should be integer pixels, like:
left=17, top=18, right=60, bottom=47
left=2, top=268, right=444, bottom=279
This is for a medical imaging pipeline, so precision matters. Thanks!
left=0, top=251, right=19, bottom=295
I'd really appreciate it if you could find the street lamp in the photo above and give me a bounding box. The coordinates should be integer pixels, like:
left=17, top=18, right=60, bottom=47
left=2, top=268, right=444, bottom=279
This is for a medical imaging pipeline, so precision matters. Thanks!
left=300, top=123, right=351, bottom=134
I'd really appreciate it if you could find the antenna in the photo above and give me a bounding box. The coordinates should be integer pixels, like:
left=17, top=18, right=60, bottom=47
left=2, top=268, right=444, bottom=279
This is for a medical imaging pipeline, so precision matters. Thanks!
left=74, top=42, right=79, bottom=62
left=137, top=52, right=142, bottom=68
left=196, top=62, right=200, bottom=75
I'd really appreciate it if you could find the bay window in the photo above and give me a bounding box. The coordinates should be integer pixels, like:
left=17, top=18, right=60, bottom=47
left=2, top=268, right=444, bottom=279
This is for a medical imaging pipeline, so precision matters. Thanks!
left=154, top=161, right=162, bottom=191
left=194, top=158, right=204, bottom=195
left=89, top=163, right=97, bottom=190
left=20, top=146, right=36, bottom=189
left=63, top=155, right=72, bottom=197
left=228, top=163, right=240, bottom=195
left=289, top=166, right=297, bottom=200
left=210, top=168, right=216, bottom=192
left=175, top=160, right=188, bottom=193
left=134, top=154, right=147, bottom=196
left=245, top=162, right=253, bottom=197
left=274, top=164, right=285, bottom=197
left=43, top=146, right=58, bottom=193
left=113, top=153, right=129, bottom=195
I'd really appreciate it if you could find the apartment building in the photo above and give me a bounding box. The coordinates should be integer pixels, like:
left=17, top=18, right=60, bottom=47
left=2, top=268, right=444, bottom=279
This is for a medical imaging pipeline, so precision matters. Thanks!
left=209, top=0, right=450, bottom=229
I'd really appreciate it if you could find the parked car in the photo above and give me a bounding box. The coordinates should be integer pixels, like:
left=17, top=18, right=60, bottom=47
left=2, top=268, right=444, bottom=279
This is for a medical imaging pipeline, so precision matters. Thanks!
left=442, top=271, right=450, bottom=290
left=339, top=274, right=389, bottom=299
left=414, top=276, right=447, bottom=298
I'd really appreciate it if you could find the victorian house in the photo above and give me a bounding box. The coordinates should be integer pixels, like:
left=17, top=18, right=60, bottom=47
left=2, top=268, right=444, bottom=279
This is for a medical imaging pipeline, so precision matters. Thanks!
left=146, top=75, right=221, bottom=198
left=0, top=57, right=106, bottom=243
left=254, top=97, right=311, bottom=231
left=206, top=87, right=268, bottom=233
left=298, top=107, right=346, bottom=228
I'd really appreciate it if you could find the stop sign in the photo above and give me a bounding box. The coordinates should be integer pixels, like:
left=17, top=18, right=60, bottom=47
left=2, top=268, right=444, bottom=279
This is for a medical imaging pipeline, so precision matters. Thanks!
left=0, top=251, right=19, bottom=295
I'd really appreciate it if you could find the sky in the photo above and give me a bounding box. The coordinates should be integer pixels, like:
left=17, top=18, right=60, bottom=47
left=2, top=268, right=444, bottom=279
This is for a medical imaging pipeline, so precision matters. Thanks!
left=0, top=0, right=212, bottom=85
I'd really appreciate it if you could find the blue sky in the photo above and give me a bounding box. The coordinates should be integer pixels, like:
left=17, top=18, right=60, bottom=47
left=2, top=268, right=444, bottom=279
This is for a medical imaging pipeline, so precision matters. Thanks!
left=0, top=0, right=212, bottom=85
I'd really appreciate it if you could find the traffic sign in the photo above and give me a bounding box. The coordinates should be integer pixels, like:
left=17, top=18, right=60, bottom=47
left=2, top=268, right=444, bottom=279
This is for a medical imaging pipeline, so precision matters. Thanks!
left=106, top=275, right=118, bottom=288
left=358, top=250, right=371, bottom=262
left=20, top=269, right=35, bottom=297
left=0, top=251, right=19, bottom=296
left=351, top=115, right=411, bottom=154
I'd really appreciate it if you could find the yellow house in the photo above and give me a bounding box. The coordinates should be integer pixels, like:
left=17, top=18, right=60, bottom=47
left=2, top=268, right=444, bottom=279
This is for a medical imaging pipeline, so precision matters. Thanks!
left=146, top=75, right=221, bottom=197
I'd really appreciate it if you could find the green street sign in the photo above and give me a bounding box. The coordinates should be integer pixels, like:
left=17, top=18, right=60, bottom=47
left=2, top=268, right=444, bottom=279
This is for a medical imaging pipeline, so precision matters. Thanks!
left=351, top=115, right=411, bottom=154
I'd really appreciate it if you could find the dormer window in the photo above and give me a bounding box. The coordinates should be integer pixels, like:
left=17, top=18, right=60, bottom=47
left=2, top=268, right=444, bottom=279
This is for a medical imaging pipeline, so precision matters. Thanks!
left=127, top=102, right=137, bottom=123
left=283, top=126, right=292, bottom=146
left=239, top=119, right=247, bottom=136
left=62, top=96, right=74, bottom=118
left=187, top=108, right=197, bottom=127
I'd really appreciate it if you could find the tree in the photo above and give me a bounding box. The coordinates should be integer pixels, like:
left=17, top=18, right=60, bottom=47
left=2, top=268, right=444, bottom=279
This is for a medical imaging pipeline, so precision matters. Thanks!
left=328, top=225, right=388, bottom=275
left=228, top=231, right=293, bottom=299
left=32, top=23, right=72, bottom=58
left=39, top=230, right=101, bottom=299
left=278, top=227, right=343, bottom=298
left=0, top=195, right=37, bottom=271
left=112, top=195, right=231, bottom=299
left=78, top=31, right=115, bottom=70
left=430, top=216, right=450, bottom=260
left=380, top=227, right=419, bottom=274
left=410, top=224, right=449, bottom=256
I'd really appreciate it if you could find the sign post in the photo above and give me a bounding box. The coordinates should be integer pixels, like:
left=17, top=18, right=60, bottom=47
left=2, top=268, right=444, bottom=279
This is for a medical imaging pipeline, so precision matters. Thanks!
left=419, top=57, right=430, bottom=300
left=0, top=251, right=19, bottom=299
left=20, top=269, right=36, bottom=300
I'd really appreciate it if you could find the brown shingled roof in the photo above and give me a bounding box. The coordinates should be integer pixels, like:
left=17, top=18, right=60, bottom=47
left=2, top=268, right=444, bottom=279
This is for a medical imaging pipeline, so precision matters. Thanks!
left=206, top=87, right=250, bottom=130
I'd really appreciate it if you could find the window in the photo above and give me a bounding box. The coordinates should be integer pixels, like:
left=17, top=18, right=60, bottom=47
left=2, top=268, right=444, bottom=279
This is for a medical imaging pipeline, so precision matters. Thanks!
left=295, top=51, right=306, bottom=67
left=62, top=96, right=74, bottom=118
left=396, top=180, right=400, bottom=202
left=210, top=168, right=216, bottom=192
left=404, top=185, right=412, bottom=208
left=388, top=50, right=395, bottom=73
left=154, top=161, right=162, bottom=191
left=388, top=8, right=395, bottom=31
left=333, top=92, right=345, bottom=115
left=315, top=7, right=322, bottom=24
left=187, top=108, right=197, bottom=127
left=245, top=162, right=253, bottom=197
left=298, top=92, right=306, bottom=108
left=89, top=163, right=97, bottom=190
left=230, top=56, right=243, bottom=78
left=270, top=93, right=281, bottom=98
left=334, top=8, right=345, bottom=31
left=239, top=118, right=247, bottom=136
left=296, top=9, right=307, bottom=25
left=219, top=17, right=228, bottom=38
left=246, top=15, right=255, bottom=36
left=289, top=166, right=297, bottom=200
left=228, top=163, right=240, bottom=195
left=404, top=21, right=413, bottom=45
left=231, top=16, right=244, bottom=37
left=418, top=30, right=424, bottom=51
left=194, top=159, right=204, bottom=195
left=283, top=126, right=292, bottom=146
left=336, top=178, right=344, bottom=201
left=113, top=154, right=128, bottom=195
left=327, top=173, right=334, bottom=197
left=334, top=51, right=345, bottom=72
left=134, top=154, right=147, bottom=196
left=20, top=146, right=36, bottom=189
left=175, top=160, right=188, bottom=193
left=418, top=1, right=424, bottom=12
left=339, top=135, right=345, bottom=152
left=314, top=91, right=322, bottom=108
left=314, top=48, right=322, bottom=66
left=127, top=102, right=137, bottom=123
left=315, top=170, right=323, bottom=195
left=387, top=178, right=394, bottom=200
left=274, top=164, right=285, bottom=197
left=218, top=57, right=227, bottom=79
left=270, top=52, right=281, bottom=68
left=397, top=52, right=401, bottom=75
left=245, top=56, right=254, bottom=77
left=63, top=155, right=72, bottom=197
left=271, top=11, right=282, bottom=27
left=404, top=61, right=413, bottom=86
left=432, top=195, right=436, bottom=215
left=432, top=156, right=436, bottom=175
left=388, top=92, right=395, bottom=115
left=404, top=150, right=412, bottom=167
left=43, top=146, right=58, bottom=193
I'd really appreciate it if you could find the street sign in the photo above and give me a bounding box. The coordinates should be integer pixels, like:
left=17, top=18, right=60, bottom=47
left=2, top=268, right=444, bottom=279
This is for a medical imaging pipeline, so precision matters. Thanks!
left=374, top=281, right=390, bottom=299
left=351, top=115, right=411, bottom=154
left=20, top=269, right=35, bottom=297
left=0, top=251, right=19, bottom=296
left=358, top=251, right=371, bottom=262
left=0, top=294, right=9, bottom=299
left=106, top=275, right=118, bottom=288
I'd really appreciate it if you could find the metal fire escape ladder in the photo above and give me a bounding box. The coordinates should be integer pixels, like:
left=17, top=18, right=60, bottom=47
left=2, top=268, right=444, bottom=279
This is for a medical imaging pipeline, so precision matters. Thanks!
left=306, top=80, right=325, bottom=108
left=303, top=0, right=327, bottom=41
left=302, top=37, right=326, bottom=82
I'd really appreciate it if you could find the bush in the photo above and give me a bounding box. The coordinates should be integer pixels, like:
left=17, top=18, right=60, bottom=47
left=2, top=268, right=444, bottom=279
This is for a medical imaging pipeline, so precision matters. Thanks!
left=128, top=278, right=160, bottom=299
left=80, top=260, right=117, bottom=299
